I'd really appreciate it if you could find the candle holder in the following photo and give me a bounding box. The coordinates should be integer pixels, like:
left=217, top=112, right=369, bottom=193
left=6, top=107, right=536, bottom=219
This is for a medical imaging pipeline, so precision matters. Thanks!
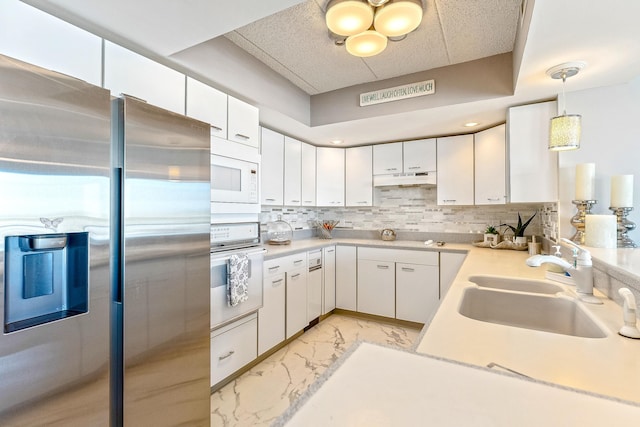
left=609, top=207, right=637, bottom=248
left=570, top=200, right=597, bottom=244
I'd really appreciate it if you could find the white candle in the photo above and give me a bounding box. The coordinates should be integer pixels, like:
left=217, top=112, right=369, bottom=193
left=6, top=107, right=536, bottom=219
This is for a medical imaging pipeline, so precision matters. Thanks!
left=584, top=215, right=617, bottom=248
left=575, top=163, right=595, bottom=200
left=611, top=175, right=634, bottom=207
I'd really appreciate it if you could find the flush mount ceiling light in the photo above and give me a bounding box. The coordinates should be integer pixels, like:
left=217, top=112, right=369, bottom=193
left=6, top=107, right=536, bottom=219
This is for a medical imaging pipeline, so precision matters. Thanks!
left=326, top=0, right=423, bottom=57
left=547, top=61, right=586, bottom=151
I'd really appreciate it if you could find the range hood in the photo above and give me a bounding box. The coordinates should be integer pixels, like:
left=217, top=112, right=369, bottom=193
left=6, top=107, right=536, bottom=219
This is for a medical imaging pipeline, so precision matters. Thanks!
left=373, top=172, right=437, bottom=187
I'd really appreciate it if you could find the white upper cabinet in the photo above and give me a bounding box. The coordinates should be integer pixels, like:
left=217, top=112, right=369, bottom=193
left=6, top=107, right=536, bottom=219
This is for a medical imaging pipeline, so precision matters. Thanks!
left=228, top=96, right=259, bottom=149
left=260, top=128, right=284, bottom=206
left=186, top=77, right=227, bottom=139
left=403, top=138, right=436, bottom=173
left=346, top=146, right=373, bottom=207
left=373, top=142, right=403, bottom=175
left=316, top=147, right=345, bottom=207
left=475, top=124, right=506, bottom=205
left=104, top=41, right=185, bottom=114
left=284, top=136, right=302, bottom=206
left=0, top=0, right=102, bottom=86
left=437, top=135, right=475, bottom=206
left=508, top=101, right=558, bottom=203
left=301, top=143, right=317, bottom=206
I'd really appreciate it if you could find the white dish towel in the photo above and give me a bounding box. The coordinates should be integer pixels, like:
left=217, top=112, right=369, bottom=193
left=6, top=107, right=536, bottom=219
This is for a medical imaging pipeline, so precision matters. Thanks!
left=227, top=253, right=249, bottom=307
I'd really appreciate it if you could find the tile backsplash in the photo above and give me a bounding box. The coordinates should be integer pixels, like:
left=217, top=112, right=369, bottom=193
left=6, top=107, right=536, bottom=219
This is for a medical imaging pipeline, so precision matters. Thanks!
left=261, top=186, right=559, bottom=240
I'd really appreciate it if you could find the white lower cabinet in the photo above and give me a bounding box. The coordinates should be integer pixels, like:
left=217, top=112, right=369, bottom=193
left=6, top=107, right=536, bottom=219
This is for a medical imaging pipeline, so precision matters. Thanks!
left=336, top=246, right=357, bottom=311
left=357, top=259, right=395, bottom=318
left=356, top=247, right=440, bottom=322
left=396, top=263, right=439, bottom=323
left=211, top=313, right=257, bottom=387
left=258, top=272, right=285, bottom=356
left=322, top=246, right=336, bottom=315
left=286, top=267, right=308, bottom=339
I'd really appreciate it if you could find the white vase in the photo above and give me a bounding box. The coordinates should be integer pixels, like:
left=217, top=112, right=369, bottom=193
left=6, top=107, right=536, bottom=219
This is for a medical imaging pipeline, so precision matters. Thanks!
left=514, top=236, right=528, bottom=245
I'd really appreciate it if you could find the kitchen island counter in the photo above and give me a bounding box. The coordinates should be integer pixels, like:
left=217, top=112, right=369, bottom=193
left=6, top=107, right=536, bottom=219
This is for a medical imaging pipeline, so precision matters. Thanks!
left=275, top=342, right=640, bottom=426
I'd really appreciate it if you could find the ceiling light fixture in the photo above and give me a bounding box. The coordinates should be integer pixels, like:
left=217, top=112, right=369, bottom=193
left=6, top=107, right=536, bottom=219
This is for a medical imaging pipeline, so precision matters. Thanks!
left=547, top=61, right=586, bottom=151
left=464, top=122, right=479, bottom=127
left=326, top=0, right=423, bottom=58
left=331, top=139, right=344, bottom=145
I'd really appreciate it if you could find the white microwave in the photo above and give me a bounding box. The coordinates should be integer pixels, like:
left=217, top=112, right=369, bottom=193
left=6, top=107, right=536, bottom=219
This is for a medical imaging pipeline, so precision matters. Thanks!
left=211, top=154, right=260, bottom=213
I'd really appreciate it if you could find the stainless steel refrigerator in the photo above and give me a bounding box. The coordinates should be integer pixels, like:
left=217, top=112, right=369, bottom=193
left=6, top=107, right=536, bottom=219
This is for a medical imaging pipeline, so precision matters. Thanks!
left=0, top=54, right=211, bottom=426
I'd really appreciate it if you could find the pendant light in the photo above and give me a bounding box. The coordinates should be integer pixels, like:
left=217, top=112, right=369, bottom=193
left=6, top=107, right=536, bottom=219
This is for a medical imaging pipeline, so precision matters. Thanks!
left=547, top=62, right=586, bottom=151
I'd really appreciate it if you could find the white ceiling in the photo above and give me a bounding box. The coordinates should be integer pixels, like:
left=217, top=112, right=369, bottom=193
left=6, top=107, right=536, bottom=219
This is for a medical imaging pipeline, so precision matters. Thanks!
left=224, top=0, right=521, bottom=94
left=22, top=0, right=640, bottom=147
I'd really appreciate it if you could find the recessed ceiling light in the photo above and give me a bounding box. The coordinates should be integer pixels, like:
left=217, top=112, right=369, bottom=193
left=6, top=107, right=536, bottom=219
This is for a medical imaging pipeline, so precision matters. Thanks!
left=331, top=139, right=343, bottom=145
left=464, top=122, right=480, bottom=127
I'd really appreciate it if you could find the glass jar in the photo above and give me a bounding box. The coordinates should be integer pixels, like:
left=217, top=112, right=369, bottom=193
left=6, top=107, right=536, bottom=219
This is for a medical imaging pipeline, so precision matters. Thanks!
left=266, top=216, right=293, bottom=245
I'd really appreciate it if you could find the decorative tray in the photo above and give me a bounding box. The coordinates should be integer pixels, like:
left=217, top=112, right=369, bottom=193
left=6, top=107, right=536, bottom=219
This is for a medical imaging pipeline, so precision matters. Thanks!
left=472, top=240, right=529, bottom=251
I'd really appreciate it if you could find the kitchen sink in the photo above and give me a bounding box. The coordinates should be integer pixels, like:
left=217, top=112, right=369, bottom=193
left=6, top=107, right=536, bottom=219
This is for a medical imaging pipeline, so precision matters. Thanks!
left=458, top=287, right=607, bottom=338
left=468, top=275, right=563, bottom=294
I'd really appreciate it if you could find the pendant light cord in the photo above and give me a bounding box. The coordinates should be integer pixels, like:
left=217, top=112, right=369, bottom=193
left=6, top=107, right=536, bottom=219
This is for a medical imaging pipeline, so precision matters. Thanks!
left=561, top=72, right=567, bottom=115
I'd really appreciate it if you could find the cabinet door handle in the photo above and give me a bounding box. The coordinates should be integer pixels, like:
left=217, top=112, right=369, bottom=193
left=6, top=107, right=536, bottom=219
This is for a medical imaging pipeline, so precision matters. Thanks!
left=218, top=350, right=235, bottom=361
left=235, top=133, right=250, bottom=140
left=211, top=125, right=223, bottom=132
left=268, top=266, right=280, bottom=271
left=303, top=200, right=313, bottom=203
left=326, top=249, right=334, bottom=253
left=443, top=199, right=456, bottom=203
left=293, top=259, right=304, bottom=265
left=487, top=197, right=503, bottom=201
left=291, top=273, right=301, bottom=279
left=407, top=166, right=420, bottom=170
left=377, top=264, right=390, bottom=269
left=265, top=198, right=276, bottom=202
left=290, top=200, right=300, bottom=203
left=272, top=278, right=284, bottom=286
left=386, top=167, right=398, bottom=171
left=401, top=267, right=415, bottom=272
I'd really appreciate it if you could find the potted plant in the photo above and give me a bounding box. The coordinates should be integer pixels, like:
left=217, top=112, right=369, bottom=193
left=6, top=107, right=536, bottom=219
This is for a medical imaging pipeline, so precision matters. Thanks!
left=501, top=212, right=537, bottom=245
left=483, top=225, right=500, bottom=245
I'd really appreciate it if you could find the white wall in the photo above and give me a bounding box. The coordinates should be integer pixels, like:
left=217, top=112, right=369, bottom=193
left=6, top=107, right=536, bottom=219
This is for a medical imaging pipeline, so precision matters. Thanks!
left=558, top=78, right=640, bottom=239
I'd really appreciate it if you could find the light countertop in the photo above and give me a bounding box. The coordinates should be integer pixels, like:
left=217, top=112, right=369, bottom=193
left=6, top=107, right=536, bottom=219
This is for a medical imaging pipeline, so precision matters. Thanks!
left=415, top=247, right=640, bottom=403
left=276, top=342, right=640, bottom=427
left=262, top=237, right=468, bottom=260
left=274, top=238, right=640, bottom=425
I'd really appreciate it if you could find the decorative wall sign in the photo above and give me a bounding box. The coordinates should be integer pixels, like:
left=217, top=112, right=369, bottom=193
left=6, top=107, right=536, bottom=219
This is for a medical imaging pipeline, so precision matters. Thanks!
left=360, top=80, right=435, bottom=106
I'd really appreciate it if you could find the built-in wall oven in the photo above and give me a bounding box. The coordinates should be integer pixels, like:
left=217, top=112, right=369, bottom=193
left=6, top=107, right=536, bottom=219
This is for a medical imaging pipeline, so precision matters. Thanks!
left=210, top=222, right=265, bottom=329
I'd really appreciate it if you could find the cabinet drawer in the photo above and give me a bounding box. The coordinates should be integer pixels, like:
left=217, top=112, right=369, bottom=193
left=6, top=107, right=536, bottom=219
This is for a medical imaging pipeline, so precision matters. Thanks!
left=358, top=247, right=438, bottom=265
left=264, top=258, right=286, bottom=277
left=264, top=252, right=308, bottom=276
left=211, top=314, right=257, bottom=387
left=283, top=252, right=308, bottom=271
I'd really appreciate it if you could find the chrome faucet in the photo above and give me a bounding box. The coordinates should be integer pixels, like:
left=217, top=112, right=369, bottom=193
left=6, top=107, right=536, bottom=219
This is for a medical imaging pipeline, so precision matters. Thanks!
left=526, top=238, right=602, bottom=304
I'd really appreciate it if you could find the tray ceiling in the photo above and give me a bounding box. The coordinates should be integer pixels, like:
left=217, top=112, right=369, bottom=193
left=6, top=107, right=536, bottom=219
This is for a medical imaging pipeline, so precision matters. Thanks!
left=224, top=0, right=522, bottom=94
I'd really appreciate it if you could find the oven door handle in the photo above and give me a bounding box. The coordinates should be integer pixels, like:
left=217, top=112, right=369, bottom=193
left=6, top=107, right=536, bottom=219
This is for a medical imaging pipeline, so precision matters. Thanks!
left=210, top=248, right=266, bottom=288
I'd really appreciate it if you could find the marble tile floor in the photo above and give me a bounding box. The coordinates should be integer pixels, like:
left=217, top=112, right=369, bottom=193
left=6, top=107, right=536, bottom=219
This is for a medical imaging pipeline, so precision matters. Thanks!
left=210, top=313, right=421, bottom=426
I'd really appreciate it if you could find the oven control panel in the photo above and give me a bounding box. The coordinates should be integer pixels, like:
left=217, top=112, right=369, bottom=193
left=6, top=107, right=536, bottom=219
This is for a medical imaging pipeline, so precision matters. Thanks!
left=211, top=222, right=260, bottom=249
